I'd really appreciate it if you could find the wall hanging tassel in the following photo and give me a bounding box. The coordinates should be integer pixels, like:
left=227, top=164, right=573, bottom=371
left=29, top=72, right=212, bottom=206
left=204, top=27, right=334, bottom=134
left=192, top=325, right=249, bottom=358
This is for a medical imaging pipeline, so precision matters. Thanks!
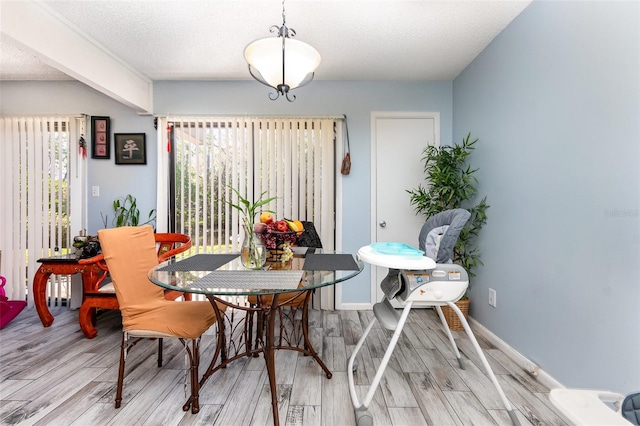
left=167, top=123, right=172, bottom=153
left=340, top=114, right=351, bottom=175
left=79, top=118, right=87, bottom=159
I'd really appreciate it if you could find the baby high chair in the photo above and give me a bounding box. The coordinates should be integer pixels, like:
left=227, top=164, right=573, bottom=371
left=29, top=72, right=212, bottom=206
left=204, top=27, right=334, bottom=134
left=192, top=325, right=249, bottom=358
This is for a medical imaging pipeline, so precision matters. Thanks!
left=348, top=209, right=520, bottom=425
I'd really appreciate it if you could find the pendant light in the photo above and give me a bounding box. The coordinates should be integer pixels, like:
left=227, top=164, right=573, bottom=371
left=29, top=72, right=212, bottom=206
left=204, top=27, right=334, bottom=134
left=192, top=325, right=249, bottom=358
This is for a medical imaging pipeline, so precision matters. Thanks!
left=244, top=0, right=321, bottom=101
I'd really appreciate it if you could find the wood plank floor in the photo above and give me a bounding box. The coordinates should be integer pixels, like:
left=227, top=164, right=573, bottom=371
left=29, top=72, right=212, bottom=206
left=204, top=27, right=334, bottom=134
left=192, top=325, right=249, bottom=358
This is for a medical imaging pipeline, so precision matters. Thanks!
left=0, top=306, right=570, bottom=425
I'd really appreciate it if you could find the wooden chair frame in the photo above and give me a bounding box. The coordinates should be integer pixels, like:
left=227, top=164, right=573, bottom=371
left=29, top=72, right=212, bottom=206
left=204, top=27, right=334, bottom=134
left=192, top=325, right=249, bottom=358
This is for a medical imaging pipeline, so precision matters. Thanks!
left=77, top=232, right=192, bottom=338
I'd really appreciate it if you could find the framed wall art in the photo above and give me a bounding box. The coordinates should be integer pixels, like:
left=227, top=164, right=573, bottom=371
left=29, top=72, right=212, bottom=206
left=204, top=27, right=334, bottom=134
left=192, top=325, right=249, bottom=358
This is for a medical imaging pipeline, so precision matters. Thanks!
left=91, top=116, right=110, bottom=159
left=114, top=133, right=146, bottom=165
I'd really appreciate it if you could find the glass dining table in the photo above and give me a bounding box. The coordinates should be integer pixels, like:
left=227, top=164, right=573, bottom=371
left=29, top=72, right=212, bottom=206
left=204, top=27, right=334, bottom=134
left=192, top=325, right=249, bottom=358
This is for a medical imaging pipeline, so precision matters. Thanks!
left=148, top=248, right=363, bottom=425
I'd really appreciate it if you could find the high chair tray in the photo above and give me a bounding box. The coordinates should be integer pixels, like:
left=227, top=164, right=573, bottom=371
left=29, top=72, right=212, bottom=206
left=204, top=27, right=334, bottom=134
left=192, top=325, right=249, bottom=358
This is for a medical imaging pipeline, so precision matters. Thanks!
left=358, top=244, right=435, bottom=270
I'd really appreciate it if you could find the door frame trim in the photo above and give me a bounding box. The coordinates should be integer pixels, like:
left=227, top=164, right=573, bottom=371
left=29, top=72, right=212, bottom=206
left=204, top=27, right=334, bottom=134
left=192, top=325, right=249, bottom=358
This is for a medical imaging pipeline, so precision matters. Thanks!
left=369, top=111, right=440, bottom=305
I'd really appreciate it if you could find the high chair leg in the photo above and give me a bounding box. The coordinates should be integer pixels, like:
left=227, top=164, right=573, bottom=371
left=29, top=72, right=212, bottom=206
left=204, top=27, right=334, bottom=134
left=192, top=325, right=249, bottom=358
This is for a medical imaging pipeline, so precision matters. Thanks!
left=348, top=301, right=414, bottom=419
left=445, top=301, right=520, bottom=426
left=435, top=305, right=465, bottom=369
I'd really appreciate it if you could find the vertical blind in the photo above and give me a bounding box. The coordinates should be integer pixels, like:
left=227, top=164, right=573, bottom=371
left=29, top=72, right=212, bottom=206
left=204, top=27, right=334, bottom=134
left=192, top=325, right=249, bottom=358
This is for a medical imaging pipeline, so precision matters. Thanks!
left=0, top=116, right=85, bottom=306
left=156, top=116, right=338, bottom=307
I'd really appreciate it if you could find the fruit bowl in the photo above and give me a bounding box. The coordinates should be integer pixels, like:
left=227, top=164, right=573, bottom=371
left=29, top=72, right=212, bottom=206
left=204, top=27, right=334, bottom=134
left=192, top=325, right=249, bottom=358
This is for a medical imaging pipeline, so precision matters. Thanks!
left=262, top=231, right=300, bottom=262
left=262, top=230, right=301, bottom=247
left=262, top=230, right=302, bottom=248
left=270, top=231, right=301, bottom=237
left=258, top=218, right=305, bottom=253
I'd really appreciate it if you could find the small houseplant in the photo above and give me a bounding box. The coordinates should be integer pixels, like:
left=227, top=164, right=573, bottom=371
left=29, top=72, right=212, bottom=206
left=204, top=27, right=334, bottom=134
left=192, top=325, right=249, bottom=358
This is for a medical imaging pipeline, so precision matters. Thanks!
left=406, top=133, right=489, bottom=328
left=101, top=194, right=157, bottom=228
left=224, top=187, right=276, bottom=269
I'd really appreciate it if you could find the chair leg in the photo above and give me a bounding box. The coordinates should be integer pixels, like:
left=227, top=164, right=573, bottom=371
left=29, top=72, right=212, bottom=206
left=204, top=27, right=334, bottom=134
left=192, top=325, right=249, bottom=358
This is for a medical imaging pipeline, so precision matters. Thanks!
left=191, top=339, right=201, bottom=413
left=301, top=299, right=310, bottom=352
left=157, top=338, right=163, bottom=367
left=181, top=338, right=201, bottom=414
left=258, top=310, right=265, bottom=348
left=254, top=306, right=264, bottom=356
left=246, top=309, right=254, bottom=357
left=115, top=332, right=127, bottom=409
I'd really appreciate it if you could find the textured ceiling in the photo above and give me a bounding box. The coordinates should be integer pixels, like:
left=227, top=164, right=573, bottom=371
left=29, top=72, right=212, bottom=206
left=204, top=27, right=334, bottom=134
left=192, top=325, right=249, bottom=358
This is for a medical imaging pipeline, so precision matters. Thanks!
left=0, top=0, right=531, bottom=82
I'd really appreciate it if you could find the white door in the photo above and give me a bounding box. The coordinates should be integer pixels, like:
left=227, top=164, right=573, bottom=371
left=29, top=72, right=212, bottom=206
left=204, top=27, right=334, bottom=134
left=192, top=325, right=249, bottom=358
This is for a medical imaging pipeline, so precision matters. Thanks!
left=371, top=112, right=439, bottom=304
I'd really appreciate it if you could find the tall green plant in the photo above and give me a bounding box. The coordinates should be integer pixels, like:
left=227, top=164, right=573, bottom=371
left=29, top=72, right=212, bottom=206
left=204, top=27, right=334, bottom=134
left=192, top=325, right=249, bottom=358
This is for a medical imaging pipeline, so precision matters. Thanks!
left=407, top=133, right=489, bottom=279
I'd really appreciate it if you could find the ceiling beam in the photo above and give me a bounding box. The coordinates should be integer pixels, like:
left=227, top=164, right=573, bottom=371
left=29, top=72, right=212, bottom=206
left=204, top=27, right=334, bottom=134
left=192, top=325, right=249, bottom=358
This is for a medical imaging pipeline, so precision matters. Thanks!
left=1, top=1, right=153, bottom=114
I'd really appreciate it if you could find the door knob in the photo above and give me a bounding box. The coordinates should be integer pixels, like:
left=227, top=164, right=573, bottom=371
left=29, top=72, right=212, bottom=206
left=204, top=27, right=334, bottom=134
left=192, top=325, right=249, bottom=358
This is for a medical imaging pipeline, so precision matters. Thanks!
left=379, top=220, right=387, bottom=228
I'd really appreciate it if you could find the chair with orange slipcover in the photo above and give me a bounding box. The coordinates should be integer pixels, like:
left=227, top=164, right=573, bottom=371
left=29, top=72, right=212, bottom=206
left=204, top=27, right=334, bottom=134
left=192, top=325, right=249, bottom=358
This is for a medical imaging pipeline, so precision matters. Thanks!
left=77, top=232, right=193, bottom=338
left=97, top=225, right=225, bottom=414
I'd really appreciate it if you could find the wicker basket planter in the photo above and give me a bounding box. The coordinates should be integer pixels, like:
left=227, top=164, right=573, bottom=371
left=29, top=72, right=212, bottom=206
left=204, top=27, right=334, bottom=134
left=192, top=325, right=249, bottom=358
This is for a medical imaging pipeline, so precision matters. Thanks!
left=441, top=298, right=470, bottom=331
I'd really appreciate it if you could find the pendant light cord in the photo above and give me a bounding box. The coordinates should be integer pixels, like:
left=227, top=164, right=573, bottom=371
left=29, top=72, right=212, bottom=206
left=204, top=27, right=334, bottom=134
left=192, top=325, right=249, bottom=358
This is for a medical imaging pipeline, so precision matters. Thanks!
left=281, top=0, right=286, bottom=26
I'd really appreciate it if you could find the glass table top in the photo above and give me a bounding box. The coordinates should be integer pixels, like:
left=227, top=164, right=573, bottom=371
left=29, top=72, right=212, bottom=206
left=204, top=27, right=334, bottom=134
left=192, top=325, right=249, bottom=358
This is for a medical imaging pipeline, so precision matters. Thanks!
left=148, top=249, right=363, bottom=296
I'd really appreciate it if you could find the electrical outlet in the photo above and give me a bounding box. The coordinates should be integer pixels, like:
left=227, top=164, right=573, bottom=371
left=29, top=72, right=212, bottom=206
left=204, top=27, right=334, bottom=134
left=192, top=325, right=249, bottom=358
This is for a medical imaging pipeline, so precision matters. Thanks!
left=92, top=186, right=100, bottom=197
left=488, top=288, right=497, bottom=307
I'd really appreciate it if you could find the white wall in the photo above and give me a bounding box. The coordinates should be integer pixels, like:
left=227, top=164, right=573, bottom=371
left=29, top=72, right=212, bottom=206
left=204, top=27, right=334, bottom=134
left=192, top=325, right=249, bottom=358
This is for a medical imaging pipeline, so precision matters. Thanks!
left=453, top=0, right=640, bottom=394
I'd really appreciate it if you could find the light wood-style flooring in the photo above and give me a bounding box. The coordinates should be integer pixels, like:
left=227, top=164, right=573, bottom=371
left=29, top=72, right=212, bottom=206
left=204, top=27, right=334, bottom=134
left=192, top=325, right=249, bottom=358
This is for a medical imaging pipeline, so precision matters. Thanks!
left=0, top=305, right=569, bottom=425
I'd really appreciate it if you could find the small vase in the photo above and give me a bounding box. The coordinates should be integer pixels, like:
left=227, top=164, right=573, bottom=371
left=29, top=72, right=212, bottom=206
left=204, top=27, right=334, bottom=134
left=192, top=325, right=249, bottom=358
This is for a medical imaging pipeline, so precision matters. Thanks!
left=240, top=225, right=267, bottom=269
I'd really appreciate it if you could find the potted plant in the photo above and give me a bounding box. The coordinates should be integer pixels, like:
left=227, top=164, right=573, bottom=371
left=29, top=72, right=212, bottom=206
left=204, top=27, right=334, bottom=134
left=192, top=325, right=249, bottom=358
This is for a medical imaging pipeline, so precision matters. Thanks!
left=101, top=194, right=157, bottom=228
left=406, top=133, right=489, bottom=329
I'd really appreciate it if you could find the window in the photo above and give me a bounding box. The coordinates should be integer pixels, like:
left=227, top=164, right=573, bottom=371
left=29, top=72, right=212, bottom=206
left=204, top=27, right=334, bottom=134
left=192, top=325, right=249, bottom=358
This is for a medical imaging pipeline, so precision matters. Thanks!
left=159, top=117, right=337, bottom=253
left=0, top=116, right=86, bottom=305
left=156, top=116, right=341, bottom=308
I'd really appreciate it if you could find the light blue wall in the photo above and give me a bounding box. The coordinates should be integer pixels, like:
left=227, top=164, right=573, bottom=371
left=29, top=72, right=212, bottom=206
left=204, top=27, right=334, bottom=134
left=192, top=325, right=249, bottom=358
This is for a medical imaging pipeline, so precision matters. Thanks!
left=453, top=0, right=640, bottom=394
left=0, top=79, right=453, bottom=303
left=154, top=80, right=453, bottom=303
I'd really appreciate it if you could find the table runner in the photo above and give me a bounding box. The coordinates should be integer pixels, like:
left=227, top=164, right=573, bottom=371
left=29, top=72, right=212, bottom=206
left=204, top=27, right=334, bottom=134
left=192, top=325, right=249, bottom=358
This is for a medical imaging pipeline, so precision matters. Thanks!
left=302, top=253, right=359, bottom=271
left=158, top=254, right=238, bottom=272
left=189, top=270, right=304, bottom=290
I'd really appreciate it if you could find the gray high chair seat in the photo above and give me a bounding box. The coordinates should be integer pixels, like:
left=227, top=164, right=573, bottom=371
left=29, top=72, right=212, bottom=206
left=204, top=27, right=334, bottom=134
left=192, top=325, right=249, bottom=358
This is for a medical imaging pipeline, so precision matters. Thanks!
left=418, top=208, right=471, bottom=263
left=380, top=208, right=471, bottom=301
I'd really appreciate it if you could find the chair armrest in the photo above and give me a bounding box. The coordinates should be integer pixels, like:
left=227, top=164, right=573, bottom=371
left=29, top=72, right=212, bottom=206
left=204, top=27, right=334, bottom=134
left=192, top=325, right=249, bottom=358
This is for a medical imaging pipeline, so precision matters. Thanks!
left=155, top=233, right=192, bottom=262
left=78, top=253, right=107, bottom=269
left=78, top=254, right=109, bottom=293
left=76, top=233, right=191, bottom=294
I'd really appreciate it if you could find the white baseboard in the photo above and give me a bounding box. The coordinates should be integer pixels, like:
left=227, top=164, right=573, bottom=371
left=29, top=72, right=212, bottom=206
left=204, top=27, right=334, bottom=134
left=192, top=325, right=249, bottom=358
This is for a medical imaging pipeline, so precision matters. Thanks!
left=337, top=302, right=373, bottom=310
left=468, top=316, right=564, bottom=390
